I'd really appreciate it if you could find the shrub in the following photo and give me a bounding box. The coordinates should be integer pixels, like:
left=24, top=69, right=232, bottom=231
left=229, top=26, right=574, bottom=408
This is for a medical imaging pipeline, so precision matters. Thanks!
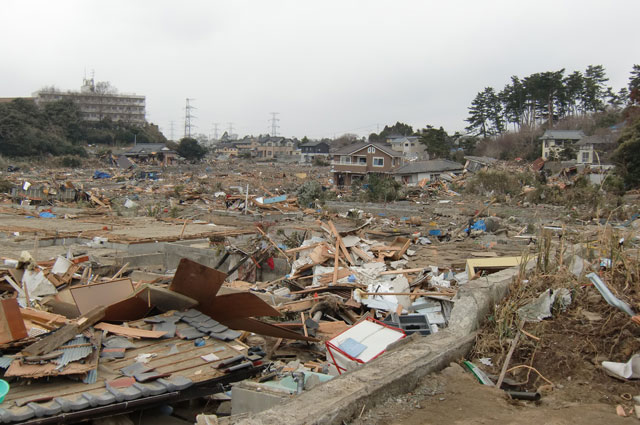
left=312, top=156, right=330, bottom=166
left=297, top=180, right=325, bottom=208
left=61, top=156, right=82, bottom=168
left=363, top=174, right=402, bottom=202
left=466, top=170, right=535, bottom=196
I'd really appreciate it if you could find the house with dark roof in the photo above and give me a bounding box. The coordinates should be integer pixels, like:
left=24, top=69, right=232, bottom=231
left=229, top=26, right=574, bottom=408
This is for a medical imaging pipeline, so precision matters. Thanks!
left=331, top=142, right=405, bottom=187
left=540, top=130, right=585, bottom=160
left=256, top=136, right=297, bottom=159
left=299, top=140, right=330, bottom=164
left=392, top=159, right=464, bottom=185
left=123, top=143, right=177, bottom=166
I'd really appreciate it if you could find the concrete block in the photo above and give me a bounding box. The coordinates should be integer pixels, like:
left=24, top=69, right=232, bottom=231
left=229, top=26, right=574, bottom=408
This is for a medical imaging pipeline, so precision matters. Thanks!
left=231, top=385, right=289, bottom=415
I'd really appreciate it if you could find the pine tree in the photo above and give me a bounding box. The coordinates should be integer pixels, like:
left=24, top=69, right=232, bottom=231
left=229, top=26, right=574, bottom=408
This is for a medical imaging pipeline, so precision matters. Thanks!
left=629, top=64, right=640, bottom=105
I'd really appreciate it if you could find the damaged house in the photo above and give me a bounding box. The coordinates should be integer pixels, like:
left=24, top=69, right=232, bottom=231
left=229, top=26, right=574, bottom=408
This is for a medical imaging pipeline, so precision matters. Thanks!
left=392, top=159, right=464, bottom=185
left=331, top=142, right=405, bottom=187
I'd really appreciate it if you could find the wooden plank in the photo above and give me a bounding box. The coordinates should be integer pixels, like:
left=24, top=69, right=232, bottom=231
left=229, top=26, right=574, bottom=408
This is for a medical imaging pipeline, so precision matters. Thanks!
left=94, top=322, right=167, bottom=339
left=19, top=308, right=68, bottom=327
left=351, top=246, right=373, bottom=262
left=22, top=306, right=104, bottom=356
left=332, top=239, right=340, bottom=286
left=256, top=226, right=289, bottom=261
left=361, top=291, right=455, bottom=297
left=319, top=267, right=352, bottom=284
left=328, top=221, right=354, bottom=265
left=379, top=268, right=425, bottom=275
left=0, top=299, right=28, bottom=344
left=285, top=242, right=322, bottom=254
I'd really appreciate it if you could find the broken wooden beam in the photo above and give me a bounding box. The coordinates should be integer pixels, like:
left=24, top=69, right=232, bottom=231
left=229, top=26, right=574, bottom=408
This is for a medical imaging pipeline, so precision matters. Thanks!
left=22, top=306, right=105, bottom=357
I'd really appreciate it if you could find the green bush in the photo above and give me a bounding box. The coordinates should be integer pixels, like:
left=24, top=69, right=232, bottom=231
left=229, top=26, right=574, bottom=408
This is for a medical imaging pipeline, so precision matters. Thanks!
left=297, top=180, right=325, bottom=208
left=363, top=174, right=402, bottom=202
left=602, top=174, right=626, bottom=196
left=466, top=170, right=535, bottom=196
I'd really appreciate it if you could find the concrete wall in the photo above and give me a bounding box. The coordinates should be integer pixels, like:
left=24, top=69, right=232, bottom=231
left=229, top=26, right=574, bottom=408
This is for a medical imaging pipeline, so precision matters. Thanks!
left=163, top=242, right=231, bottom=270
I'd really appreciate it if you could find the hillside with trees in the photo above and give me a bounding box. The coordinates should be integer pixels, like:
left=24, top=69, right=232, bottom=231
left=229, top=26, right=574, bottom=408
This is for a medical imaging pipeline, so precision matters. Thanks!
left=0, top=98, right=166, bottom=157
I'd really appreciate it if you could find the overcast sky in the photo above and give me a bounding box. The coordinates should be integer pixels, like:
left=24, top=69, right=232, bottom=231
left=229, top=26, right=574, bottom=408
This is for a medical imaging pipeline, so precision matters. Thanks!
left=1, top=0, right=638, bottom=140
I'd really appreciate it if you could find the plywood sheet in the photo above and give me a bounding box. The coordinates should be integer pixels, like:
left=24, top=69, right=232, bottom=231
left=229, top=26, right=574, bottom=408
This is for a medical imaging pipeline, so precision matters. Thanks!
left=0, top=299, right=28, bottom=344
left=70, top=279, right=135, bottom=315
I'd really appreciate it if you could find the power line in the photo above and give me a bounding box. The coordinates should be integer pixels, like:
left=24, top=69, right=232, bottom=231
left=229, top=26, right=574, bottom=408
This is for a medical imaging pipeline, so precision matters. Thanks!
left=269, top=112, right=280, bottom=137
left=184, top=98, right=196, bottom=138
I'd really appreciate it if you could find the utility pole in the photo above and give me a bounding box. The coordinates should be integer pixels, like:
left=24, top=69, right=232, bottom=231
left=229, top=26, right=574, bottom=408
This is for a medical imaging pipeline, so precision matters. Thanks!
left=269, top=112, right=280, bottom=137
left=170, top=121, right=175, bottom=141
left=227, top=122, right=234, bottom=135
left=184, top=98, right=196, bottom=139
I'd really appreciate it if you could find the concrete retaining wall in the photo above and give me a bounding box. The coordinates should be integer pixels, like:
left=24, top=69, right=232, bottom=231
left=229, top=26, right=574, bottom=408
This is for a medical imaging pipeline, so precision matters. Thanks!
left=227, top=261, right=532, bottom=425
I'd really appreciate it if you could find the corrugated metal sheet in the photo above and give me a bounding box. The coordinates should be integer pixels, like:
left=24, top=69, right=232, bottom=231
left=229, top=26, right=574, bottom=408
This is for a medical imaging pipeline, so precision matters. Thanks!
left=0, top=356, right=14, bottom=369
left=55, top=336, right=92, bottom=369
left=83, top=368, right=97, bottom=384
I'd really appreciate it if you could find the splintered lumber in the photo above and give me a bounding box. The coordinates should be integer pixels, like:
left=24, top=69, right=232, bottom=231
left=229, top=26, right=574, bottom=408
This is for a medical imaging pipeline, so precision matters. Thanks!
left=332, top=239, right=340, bottom=286
left=379, top=268, right=425, bottom=275
left=19, top=308, right=68, bottom=329
left=110, top=262, right=130, bottom=280
left=319, top=268, right=352, bottom=285
left=496, top=328, right=521, bottom=388
left=328, top=221, right=354, bottom=265
left=94, top=322, right=167, bottom=339
left=277, top=296, right=327, bottom=313
left=351, top=246, right=373, bottom=262
left=291, top=284, right=364, bottom=295
left=22, top=306, right=105, bottom=356
left=285, top=242, right=322, bottom=254
left=256, top=227, right=290, bottom=261
left=361, top=291, right=456, bottom=297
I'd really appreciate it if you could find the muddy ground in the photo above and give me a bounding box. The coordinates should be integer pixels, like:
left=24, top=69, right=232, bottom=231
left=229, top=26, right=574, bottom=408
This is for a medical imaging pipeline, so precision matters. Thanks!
left=353, top=363, right=632, bottom=425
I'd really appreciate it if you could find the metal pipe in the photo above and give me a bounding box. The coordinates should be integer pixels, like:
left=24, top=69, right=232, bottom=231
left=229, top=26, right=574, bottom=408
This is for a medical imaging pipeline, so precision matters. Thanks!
left=505, top=390, right=541, bottom=401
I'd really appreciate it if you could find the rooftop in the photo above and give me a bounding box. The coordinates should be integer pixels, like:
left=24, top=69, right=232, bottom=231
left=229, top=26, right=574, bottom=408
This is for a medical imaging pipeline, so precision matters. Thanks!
left=540, top=130, right=585, bottom=140
left=392, top=159, right=464, bottom=174
left=332, top=142, right=403, bottom=157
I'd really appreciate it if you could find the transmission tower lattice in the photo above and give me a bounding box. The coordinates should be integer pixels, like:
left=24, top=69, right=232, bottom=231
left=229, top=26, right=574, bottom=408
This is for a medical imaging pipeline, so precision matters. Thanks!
left=269, top=112, right=280, bottom=137
left=184, top=98, right=196, bottom=138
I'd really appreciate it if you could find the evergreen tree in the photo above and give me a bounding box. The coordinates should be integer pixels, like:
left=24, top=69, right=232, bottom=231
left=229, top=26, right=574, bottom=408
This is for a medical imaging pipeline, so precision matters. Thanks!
left=582, top=65, right=609, bottom=112
left=419, top=125, right=451, bottom=158
left=466, top=90, right=488, bottom=138
left=629, top=64, right=640, bottom=105
left=564, top=71, right=585, bottom=115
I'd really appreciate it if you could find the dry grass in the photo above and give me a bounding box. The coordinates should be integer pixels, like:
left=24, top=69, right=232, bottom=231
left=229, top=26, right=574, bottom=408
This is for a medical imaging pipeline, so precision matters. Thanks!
left=471, top=224, right=640, bottom=395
